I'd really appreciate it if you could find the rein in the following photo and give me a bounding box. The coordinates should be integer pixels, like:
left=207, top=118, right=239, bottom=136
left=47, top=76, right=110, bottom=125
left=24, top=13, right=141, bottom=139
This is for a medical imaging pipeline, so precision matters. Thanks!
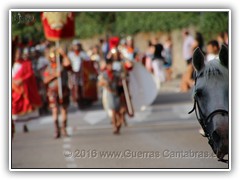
left=188, top=98, right=228, bottom=138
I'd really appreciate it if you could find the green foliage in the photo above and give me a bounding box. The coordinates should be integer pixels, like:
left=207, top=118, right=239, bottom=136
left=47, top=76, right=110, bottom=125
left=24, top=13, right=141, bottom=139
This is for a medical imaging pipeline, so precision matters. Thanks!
left=11, top=11, right=229, bottom=42
left=75, top=12, right=116, bottom=38
left=12, top=12, right=44, bottom=43
left=198, top=12, right=229, bottom=40
left=115, top=12, right=200, bottom=34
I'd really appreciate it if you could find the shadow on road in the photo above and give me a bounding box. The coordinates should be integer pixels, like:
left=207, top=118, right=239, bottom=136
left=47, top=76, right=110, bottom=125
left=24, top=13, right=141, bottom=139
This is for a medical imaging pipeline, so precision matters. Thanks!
left=153, top=92, right=192, bottom=105
left=77, top=91, right=193, bottom=112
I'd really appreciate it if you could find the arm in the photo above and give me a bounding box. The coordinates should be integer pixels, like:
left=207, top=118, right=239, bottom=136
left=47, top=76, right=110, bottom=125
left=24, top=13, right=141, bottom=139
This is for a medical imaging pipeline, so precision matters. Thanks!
left=98, top=75, right=108, bottom=87
left=98, top=75, right=115, bottom=93
left=58, top=48, right=71, bottom=67
left=43, top=71, right=59, bottom=85
left=12, top=79, right=23, bottom=86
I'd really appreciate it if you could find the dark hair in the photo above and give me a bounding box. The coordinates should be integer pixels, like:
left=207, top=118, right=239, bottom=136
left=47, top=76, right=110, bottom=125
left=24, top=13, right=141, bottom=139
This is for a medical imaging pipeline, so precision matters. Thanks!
left=184, top=31, right=189, bottom=36
left=106, top=58, right=113, bottom=65
left=195, top=32, right=204, bottom=50
left=148, top=40, right=152, bottom=47
left=153, top=44, right=164, bottom=60
left=219, top=32, right=225, bottom=39
left=207, top=40, right=220, bottom=50
left=99, top=38, right=104, bottom=44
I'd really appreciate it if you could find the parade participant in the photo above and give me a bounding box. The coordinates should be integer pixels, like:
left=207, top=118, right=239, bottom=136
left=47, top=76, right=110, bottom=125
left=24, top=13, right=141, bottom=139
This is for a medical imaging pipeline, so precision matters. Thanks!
left=107, top=48, right=133, bottom=126
left=98, top=59, right=122, bottom=134
left=35, top=49, right=50, bottom=115
left=89, top=45, right=101, bottom=73
left=90, top=45, right=101, bottom=62
left=12, top=48, right=42, bottom=133
left=43, top=47, right=71, bottom=138
left=68, top=40, right=90, bottom=108
left=99, top=37, right=109, bottom=60
left=12, top=119, right=15, bottom=139
left=119, top=36, right=135, bottom=62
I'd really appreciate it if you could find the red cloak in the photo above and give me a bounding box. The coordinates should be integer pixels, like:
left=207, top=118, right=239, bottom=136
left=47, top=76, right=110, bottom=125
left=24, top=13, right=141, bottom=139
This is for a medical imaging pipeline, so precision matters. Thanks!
left=12, top=59, right=42, bottom=116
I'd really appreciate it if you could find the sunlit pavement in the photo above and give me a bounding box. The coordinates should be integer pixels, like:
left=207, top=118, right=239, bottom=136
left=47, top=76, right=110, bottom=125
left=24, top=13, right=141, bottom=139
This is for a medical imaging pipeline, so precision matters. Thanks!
left=11, top=88, right=228, bottom=169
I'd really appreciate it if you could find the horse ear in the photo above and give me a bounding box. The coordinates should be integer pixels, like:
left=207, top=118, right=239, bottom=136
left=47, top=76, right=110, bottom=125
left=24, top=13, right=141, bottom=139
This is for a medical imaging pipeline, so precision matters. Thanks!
left=219, top=44, right=228, bottom=69
left=192, top=47, right=205, bottom=72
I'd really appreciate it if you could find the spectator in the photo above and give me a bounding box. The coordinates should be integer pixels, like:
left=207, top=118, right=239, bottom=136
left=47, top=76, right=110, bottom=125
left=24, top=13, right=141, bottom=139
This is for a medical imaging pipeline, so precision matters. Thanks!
left=163, top=36, right=173, bottom=81
left=217, top=32, right=228, bottom=47
left=182, top=30, right=195, bottom=65
left=206, top=40, right=220, bottom=62
left=180, top=30, right=196, bottom=92
left=152, top=43, right=166, bottom=83
left=99, top=37, right=109, bottom=60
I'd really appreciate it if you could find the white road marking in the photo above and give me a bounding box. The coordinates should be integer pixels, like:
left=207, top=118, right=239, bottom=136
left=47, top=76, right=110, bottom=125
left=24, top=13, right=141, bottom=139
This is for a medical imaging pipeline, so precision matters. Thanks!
left=63, top=137, right=71, bottom=142
left=67, top=127, right=73, bottom=136
left=65, top=157, right=75, bottom=162
left=62, top=135, right=78, bottom=168
left=62, top=143, right=71, bottom=149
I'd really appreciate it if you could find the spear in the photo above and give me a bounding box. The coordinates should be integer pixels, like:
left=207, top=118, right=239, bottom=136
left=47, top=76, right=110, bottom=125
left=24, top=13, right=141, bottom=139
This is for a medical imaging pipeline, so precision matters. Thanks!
left=55, top=40, right=63, bottom=101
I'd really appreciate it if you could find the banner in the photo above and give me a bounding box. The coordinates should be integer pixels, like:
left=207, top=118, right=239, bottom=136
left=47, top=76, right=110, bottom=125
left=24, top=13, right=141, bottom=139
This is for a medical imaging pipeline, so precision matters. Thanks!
left=41, top=12, right=75, bottom=41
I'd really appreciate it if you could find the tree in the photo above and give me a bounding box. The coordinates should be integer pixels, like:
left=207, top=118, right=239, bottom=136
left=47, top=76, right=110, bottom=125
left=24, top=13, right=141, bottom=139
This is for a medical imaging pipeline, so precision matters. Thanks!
left=11, top=11, right=229, bottom=43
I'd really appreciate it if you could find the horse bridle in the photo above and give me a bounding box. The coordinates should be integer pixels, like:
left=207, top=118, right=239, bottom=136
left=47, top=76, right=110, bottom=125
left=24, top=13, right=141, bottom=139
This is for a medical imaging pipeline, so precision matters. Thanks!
left=188, top=72, right=228, bottom=144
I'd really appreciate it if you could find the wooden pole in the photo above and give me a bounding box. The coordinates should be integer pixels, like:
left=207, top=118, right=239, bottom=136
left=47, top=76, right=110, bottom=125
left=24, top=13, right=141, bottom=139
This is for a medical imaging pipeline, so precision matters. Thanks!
left=122, top=79, right=134, bottom=117
left=56, top=40, right=63, bottom=101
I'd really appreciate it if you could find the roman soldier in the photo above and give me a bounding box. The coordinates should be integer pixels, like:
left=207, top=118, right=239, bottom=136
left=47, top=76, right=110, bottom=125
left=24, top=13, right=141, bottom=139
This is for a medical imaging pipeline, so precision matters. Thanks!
left=98, top=59, right=122, bottom=134
left=68, top=40, right=91, bottom=108
left=43, top=46, right=71, bottom=138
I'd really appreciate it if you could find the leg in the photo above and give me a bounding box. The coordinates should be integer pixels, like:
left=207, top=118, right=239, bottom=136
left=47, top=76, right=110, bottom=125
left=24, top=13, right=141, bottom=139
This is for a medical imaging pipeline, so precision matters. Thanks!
left=115, top=111, right=122, bottom=134
left=23, top=123, right=29, bottom=133
left=120, top=106, right=127, bottom=127
left=112, top=110, right=119, bottom=134
left=120, top=94, right=127, bottom=127
left=61, top=106, right=69, bottom=137
left=52, top=107, right=60, bottom=139
left=72, top=84, right=78, bottom=104
left=186, top=64, right=194, bottom=88
left=165, top=67, right=172, bottom=81
left=12, top=119, right=15, bottom=139
left=180, top=65, right=194, bottom=92
left=180, top=74, right=189, bottom=92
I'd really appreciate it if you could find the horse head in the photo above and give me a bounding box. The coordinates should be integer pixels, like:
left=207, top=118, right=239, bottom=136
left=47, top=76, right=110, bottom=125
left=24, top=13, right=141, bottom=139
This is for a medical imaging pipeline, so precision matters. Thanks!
left=191, top=45, right=229, bottom=160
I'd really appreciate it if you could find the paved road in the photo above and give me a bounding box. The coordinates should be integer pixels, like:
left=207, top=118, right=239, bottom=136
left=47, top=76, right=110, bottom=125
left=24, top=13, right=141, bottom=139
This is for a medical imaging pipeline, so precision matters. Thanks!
left=11, top=92, right=228, bottom=169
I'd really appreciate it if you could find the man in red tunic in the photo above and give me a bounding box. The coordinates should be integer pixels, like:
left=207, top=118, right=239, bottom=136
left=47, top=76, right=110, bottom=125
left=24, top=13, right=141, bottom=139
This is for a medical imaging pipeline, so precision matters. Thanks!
left=12, top=48, right=42, bottom=132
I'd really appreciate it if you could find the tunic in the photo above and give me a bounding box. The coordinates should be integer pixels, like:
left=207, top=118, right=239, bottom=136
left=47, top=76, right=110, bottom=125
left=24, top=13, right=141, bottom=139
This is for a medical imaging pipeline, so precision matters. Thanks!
left=101, top=70, right=121, bottom=111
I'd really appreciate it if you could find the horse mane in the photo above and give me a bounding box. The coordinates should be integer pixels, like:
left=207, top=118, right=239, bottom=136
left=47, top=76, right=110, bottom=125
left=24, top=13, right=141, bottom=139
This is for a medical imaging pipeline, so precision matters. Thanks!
left=201, top=59, right=228, bottom=81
